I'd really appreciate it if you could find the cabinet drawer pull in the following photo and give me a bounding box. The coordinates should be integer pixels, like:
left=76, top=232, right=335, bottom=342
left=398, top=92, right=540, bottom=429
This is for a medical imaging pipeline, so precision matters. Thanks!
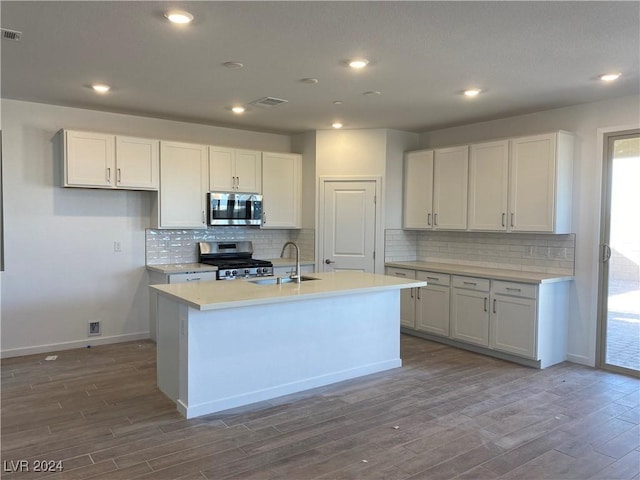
left=502, top=213, right=506, bottom=227
left=427, top=213, right=432, bottom=226
left=511, top=213, right=515, bottom=227
left=463, top=281, right=477, bottom=286
left=186, top=277, right=201, bottom=282
left=395, top=272, right=407, bottom=277
left=493, top=299, right=497, bottom=314
left=426, top=276, right=439, bottom=281
left=506, top=287, right=521, bottom=292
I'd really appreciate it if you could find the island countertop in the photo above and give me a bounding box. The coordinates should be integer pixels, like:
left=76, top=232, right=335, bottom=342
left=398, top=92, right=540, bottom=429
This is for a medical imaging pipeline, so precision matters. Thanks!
left=151, top=271, right=425, bottom=311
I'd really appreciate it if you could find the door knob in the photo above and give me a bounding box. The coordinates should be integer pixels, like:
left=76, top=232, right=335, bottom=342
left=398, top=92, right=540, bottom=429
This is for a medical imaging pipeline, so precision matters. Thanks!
left=325, top=259, right=335, bottom=264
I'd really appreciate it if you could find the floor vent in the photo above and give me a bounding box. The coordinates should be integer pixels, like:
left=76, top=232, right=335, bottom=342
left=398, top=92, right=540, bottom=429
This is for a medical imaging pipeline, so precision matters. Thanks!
left=1, top=28, right=22, bottom=41
left=249, top=97, right=289, bottom=108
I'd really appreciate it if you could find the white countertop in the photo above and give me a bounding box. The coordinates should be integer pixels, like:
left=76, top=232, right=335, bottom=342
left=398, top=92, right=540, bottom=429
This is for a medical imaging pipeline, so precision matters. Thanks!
left=151, top=271, right=425, bottom=311
left=385, top=261, right=573, bottom=284
left=146, top=263, right=218, bottom=274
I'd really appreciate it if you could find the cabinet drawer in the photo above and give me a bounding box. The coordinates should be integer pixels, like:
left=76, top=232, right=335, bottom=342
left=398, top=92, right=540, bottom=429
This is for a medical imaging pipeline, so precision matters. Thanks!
left=417, top=271, right=450, bottom=286
left=452, top=275, right=490, bottom=292
left=386, top=267, right=416, bottom=280
left=492, top=281, right=536, bottom=299
left=168, top=271, right=217, bottom=284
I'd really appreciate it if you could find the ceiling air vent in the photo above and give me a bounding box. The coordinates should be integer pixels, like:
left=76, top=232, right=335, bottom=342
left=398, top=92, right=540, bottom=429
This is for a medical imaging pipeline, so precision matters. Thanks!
left=249, top=97, right=289, bottom=108
left=1, top=28, right=22, bottom=41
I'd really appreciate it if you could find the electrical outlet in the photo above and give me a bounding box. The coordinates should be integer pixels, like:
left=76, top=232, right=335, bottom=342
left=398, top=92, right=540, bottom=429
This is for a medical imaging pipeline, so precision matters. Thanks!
left=114, top=241, right=122, bottom=252
left=89, top=321, right=101, bottom=336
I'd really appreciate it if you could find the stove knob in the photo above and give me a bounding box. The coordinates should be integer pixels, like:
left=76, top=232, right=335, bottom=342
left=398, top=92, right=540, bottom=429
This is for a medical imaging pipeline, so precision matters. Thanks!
left=244, top=269, right=250, bottom=274
left=225, top=271, right=231, bottom=277
left=232, top=270, right=237, bottom=275
left=262, top=268, right=269, bottom=273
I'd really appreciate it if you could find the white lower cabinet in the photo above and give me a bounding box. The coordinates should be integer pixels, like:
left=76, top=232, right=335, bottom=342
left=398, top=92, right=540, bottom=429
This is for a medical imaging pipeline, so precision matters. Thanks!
left=386, top=267, right=417, bottom=328
left=387, top=266, right=569, bottom=368
left=415, top=272, right=450, bottom=337
left=450, top=276, right=491, bottom=347
left=490, top=281, right=537, bottom=358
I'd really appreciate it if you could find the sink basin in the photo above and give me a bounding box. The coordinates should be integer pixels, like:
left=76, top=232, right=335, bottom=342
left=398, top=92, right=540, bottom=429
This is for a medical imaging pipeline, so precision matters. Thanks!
left=249, top=275, right=319, bottom=285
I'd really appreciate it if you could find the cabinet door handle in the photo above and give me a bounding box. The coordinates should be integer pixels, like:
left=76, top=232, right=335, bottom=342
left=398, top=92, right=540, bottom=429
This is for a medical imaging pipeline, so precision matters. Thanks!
left=511, top=213, right=515, bottom=227
left=484, top=297, right=488, bottom=312
left=117, top=168, right=122, bottom=183
left=410, top=288, right=414, bottom=299
left=427, top=213, right=432, bottom=226
left=502, top=213, right=506, bottom=227
left=106, top=167, right=111, bottom=183
left=434, top=213, right=438, bottom=226
left=202, top=210, right=206, bottom=224
left=262, top=211, right=266, bottom=225
left=417, top=287, right=421, bottom=300
left=493, top=299, right=497, bottom=314
left=236, top=176, right=240, bottom=189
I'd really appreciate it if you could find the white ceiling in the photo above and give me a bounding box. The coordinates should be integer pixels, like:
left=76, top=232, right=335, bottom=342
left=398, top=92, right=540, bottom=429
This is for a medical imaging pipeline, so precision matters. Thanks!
left=1, top=1, right=639, bottom=135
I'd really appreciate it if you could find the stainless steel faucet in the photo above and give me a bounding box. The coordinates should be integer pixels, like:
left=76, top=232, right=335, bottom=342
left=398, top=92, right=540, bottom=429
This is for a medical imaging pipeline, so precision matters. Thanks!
left=280, top=241, right=300, bottom=284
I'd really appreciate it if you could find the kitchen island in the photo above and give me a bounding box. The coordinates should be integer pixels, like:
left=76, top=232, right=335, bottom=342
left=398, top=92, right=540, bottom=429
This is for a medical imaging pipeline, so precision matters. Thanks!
left=151, top=271, right=425, bottom=418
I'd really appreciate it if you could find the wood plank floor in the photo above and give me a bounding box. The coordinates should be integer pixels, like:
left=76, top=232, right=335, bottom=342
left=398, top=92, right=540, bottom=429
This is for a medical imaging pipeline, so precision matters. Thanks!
left=2, top=335, right=639, bottom=480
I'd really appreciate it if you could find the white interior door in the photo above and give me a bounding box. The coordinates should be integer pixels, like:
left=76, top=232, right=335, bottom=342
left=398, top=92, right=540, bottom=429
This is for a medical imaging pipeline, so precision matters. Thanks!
left=321, top=180, right=377, bottom=272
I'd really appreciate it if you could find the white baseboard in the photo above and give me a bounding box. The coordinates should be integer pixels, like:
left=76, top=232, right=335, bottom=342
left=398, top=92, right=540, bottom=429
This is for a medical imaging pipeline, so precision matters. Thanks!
left=0, top=332, right=151, bottom=359
left=566, top=353, right=594, bottom=367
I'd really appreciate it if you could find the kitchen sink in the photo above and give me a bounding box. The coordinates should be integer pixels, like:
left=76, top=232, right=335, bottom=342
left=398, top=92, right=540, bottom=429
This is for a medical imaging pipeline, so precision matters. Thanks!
left=249, top=275, right=319, bottom=285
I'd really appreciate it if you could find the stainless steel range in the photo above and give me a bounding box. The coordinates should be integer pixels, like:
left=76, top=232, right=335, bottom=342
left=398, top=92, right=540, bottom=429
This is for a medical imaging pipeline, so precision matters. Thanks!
left=198, top=241, right=274, bottom=280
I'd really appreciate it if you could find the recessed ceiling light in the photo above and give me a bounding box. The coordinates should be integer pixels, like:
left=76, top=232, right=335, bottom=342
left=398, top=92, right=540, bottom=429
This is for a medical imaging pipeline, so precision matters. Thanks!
left=363, top=91, right=381, bottom=96
left=349, top=58, right=369, bottom=69
left=333, top=100, right=343, bottom=105
left=223, top=62, right=244, bottom=69
left=165, top=10, right=194, bottom=24
left=300, top=78, right=319, bottom=84
left=332, top=122, right=343, bottom=129
left=600, top=72, right=621, bottom=82
left=92, top=84, right=110, bottom=94
left=231, top=106, right=246, bottom=114
left=463, top=88, right=481, bottom=97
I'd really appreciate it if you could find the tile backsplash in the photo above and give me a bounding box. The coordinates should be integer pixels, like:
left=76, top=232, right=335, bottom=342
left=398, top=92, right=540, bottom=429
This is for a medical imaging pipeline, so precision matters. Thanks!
left=146, top=227, right=315, bottom=265
left=385, top=229, right=575, bottom=275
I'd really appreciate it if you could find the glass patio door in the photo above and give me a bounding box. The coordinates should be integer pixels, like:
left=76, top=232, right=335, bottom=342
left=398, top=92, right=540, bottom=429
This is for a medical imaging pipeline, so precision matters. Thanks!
left=599, top=130, right=640, bottom=375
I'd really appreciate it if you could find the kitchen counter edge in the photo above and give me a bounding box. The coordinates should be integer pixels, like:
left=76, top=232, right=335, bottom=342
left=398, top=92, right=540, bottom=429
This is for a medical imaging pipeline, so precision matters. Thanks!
left=385, top=261, right=573, bottom=284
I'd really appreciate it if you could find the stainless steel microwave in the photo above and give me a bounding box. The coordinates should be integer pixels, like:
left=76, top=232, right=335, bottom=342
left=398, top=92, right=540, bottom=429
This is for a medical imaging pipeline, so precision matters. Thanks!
left=208, top=192, right=263, bottom=226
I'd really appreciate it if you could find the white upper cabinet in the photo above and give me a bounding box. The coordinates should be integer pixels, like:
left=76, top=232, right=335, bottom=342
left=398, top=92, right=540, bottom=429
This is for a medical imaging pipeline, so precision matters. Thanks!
left=261, top=152, right=301, bottom=229
left=433, top=146, right=469, bottom=230
left=62, top=130, right=158, bottom=190
left=115, top=136, right=159, bottom=190
left=509, top=132, right=573, bottom=233
left=403, top=150, right=434, bottom=229
left=468, top=140, right=509, bottom=231
left=209, top=146, right=261, bottom=193
left=156, top=141, right=209, bottom=229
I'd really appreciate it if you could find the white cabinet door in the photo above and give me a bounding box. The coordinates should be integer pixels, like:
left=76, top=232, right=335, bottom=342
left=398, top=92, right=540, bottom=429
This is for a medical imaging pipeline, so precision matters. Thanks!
left=209, top=147, right=262, bottom=193
left=386, top=267, right=416, bottom=328
left=403, top=150, right=434, bottom=229
left=115, top=136, right=159, bottom=190
left=433, top=146, right=469, bottom=230
left=159, top=141, right=209, bottom=229
left=416, top=284, right=450, bottom=337
left=509, top=133, right=557, bottom=232
left=209, top=146, right=235, bottom=191
left=490, top=294, right=537, bottom=358
left=261, top=152, right=301, bottom=228
left=235, top=149, right=262, bottom=193
left=468, top=140, right=509, bottom=231
left=451, top=287, right=489, bottom=347
left=64, top=130, right=114, bottom=187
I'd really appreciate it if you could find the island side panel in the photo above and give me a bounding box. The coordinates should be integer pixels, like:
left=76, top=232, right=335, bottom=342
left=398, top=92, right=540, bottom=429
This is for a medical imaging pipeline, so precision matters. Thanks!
left=181, top=290, right=402, bottom=418
left=156, top=294, right=180, bottom=402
